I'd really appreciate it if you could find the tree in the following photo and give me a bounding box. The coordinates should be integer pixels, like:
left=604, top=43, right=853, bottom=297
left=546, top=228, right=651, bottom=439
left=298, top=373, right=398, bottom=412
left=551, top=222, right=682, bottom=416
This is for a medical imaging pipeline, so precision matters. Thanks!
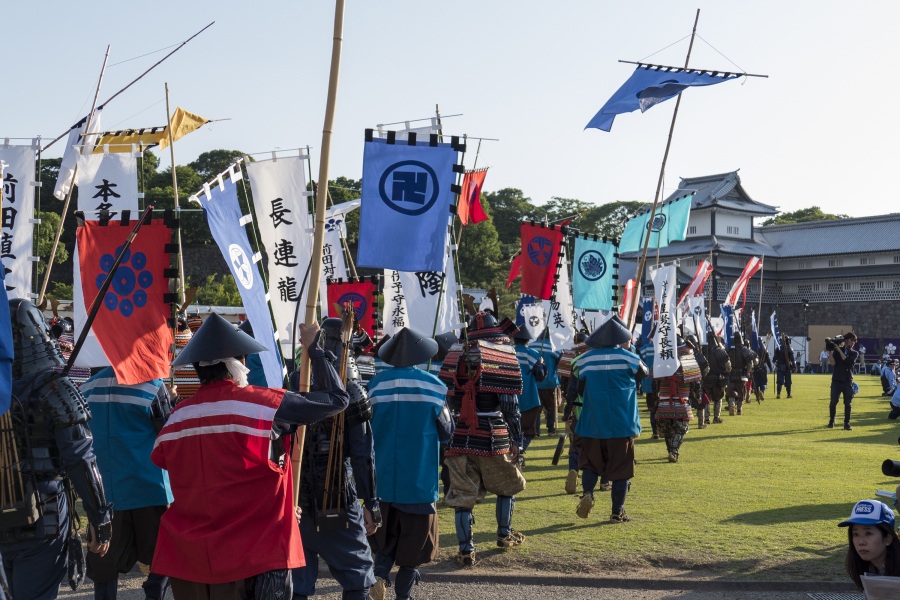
left=761, top=206, right=848, bottom=226
left=457, top=217, right=504, bottom=288
left=193, top=274, right=242, bottom=306
left=188, top=149, right=246, bottom=181
left=34, top=211, right=68, bottom=274
left=480, top=188, right=541, bottom=257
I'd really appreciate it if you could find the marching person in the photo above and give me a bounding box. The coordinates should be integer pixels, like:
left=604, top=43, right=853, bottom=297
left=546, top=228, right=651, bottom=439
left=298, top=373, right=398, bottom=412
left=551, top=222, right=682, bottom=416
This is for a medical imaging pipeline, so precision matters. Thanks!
left=513, top=327, right=548, bottom=458
left=530, top=331, right=563, bottom=436
left=702, top=336, right=731, bottom=425
left=654, top=338, right=702, bottom=463
left=293, top=318, right=379, bottom=600
left=0, top=299, right=113, bottom=599
left=440, top=312, right=526, bottom=566
left=828, top=332, right=859, bottom=431
left=567, top=316, right=645, bottom=523
left=81, top=367, right=175, bottom=600
left=726, top=332, right=756, bottom=415
left=774, top=334, right=795, bottom=399
left=367, top=327, right=453, bottom=600
left=150, top=314, right=349, bottom=598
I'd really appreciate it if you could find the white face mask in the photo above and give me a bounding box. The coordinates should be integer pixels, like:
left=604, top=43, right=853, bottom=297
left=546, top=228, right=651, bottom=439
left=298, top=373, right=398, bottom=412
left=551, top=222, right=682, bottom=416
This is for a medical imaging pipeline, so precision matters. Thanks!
left=198, top=357, right=250, bottom=388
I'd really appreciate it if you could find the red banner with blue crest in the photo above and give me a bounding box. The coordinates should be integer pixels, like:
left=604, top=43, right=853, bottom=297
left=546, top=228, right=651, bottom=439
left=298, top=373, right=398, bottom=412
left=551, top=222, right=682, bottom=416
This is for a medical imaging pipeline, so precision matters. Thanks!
left=519, top=222, right=564, bottom=300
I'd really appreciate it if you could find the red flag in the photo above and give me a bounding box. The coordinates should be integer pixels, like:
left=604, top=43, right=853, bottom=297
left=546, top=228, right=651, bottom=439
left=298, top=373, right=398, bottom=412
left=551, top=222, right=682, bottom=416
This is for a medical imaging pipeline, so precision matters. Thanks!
left=457, top=168, right=489, bottom=226
left=519, top=222, right=564, bottom=300
left=677, top=259, right=714, bottom=307
left=506, top=253, right=522, bottom=289
left=326, top=279, right=377, bottom=338
left=77, top=221, right=174, bottom=385
left=724, top=256, right=763, bottom=308
left=619, top=279, right=636, bottom=320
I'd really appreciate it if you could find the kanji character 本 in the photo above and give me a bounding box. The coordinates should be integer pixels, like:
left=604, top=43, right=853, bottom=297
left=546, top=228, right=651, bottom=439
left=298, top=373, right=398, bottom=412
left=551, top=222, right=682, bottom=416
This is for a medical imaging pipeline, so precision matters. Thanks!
left=92, top=179, right=121, bottom=209
left=269, top=198, right=293, bottom=228
left=273, top=239, right=299, bottom=267
left=414, top=271, right=444, bottom=298
left=1, top=207, right=17, bottom=229
left=278, top=276, right=299, bottom=303
left=3, top=173, right=18, bottom=204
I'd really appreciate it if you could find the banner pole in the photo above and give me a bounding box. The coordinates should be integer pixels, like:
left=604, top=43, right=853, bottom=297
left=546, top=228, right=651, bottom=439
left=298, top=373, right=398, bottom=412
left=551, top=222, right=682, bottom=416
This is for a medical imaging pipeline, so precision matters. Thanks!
left=37, top=45, right=110, bottom=307
left=164, top=83, right=187, bottom=307
left=295, top=0, right=346, bottom=507
left=627, top=8, right=700, bottom=330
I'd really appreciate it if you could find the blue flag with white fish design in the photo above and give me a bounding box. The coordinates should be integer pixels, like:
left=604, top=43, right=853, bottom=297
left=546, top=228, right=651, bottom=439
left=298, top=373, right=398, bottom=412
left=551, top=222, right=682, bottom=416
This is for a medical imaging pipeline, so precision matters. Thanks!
left=357, top=137, right=458, bottom=272
left=721, top=304, right=735, bottom=349
left=196, top=175, right=284, bottom=388
left=771, top=310, right=782, bottom=349
left=639, top=299, right=655, bottom=347
left=572, top=237, right=616, bottom=310
left=751, top=309, right=761, bottom=351
left=586, top=66, right=741, bottom=132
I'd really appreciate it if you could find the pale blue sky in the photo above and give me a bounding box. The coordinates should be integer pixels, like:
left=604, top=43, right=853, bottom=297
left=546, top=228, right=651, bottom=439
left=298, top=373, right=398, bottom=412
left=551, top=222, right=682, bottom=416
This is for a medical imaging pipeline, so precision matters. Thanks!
left=4, top=1, right=897, bottom=218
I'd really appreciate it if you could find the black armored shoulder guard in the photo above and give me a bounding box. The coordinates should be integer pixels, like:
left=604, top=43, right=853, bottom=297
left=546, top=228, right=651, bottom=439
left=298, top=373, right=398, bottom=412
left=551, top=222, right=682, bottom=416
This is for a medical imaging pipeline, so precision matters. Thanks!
left=39, top=375, right=91, bottom=426
left=344, top=379, right=372, bottom=426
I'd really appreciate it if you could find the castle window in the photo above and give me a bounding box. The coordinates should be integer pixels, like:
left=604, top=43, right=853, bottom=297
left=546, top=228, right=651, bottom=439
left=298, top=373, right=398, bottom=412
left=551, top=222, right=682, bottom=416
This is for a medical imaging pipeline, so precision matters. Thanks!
left=828, top=259, right=843, bottom=267
left=687, top=226, right=697, bottom=235
left=799, top=260, right=812, bottom=269
left=726, top=225, right=740, bottom=235
left=860, top=257, right=874, bottom=265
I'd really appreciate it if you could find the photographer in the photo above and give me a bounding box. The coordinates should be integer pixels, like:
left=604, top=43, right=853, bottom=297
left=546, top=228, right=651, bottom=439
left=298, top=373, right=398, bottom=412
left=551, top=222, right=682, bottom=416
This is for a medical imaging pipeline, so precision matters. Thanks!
left=827, top=332, right=859, bottom=430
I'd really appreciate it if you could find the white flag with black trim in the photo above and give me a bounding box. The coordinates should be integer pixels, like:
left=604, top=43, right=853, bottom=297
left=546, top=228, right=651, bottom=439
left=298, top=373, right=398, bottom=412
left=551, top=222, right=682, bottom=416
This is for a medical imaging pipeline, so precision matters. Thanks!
left=0, top=142, right=38, bottom=297
left=542, top=247, right=576, bottom=351
left=651, top=264, right=679, bottom=377
left=75, top=150, right=138, bottom=214
left=382, top=269, right=409, bottom=336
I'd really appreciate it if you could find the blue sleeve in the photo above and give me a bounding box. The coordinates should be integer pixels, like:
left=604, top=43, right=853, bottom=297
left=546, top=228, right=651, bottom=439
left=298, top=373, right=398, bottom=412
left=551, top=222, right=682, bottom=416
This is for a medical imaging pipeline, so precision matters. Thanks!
left=347, top=420, right=377, bottom=502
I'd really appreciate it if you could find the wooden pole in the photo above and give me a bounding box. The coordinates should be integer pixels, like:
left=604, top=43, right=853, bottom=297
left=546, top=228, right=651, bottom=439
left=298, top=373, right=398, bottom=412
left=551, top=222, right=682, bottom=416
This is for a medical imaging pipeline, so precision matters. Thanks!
left=165, top=83, right=187, bottom=306
left=294, top=0, right=346, bottom=506
left=37, top=45, right=111, bottom=307
left=626, top=8, right=700, bottom=330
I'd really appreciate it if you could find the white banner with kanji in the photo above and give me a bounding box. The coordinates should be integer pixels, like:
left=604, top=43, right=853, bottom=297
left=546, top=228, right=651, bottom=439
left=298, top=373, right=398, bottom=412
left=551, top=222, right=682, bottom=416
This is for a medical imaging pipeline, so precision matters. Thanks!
left=318, top=199, right=360, bottom=316
left=246, top=155, right=311, bottom=351
left=651, top=264, right=680, bottom=378
left=382, top=269, right=409, bottom=336
left=542, top=247, right=576, bottom=351
left=75, top=150, right=139, bottom=214
left=0, top=143, right=38, bottom=298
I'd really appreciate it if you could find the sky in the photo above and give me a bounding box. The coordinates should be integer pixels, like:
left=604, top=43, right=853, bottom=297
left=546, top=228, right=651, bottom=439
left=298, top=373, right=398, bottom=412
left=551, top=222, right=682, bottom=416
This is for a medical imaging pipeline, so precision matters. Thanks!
left=3, top=1, right=898, bottom=219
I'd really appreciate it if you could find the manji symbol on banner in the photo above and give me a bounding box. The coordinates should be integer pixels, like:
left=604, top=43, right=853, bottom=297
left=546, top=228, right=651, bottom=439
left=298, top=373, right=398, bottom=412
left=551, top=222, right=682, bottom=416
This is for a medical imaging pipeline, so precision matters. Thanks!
left=77, top=221, right=173, bottom=385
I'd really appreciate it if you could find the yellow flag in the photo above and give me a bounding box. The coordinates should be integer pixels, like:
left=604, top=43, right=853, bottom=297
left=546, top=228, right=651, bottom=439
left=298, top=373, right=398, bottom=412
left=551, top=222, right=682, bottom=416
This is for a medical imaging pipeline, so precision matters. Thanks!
left=91, top=107, right=208, bottom=153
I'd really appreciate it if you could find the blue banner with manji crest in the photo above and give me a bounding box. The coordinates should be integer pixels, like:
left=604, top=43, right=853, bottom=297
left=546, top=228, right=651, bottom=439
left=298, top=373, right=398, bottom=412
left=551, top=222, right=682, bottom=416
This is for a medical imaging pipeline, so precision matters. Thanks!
left=195, top=174, right=284, bottom=388
left=357, top=135, right=459, bottom=272
left=572, top=236, right=616, bottom=310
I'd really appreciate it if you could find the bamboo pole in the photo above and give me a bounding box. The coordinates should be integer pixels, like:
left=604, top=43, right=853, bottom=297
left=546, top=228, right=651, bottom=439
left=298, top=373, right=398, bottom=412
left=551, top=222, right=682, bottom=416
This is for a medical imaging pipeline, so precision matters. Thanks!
left=626, top=8, right=700, bottom=330
left=37, top=46, right=111, bottom=307
left=164, top=83, right=187, bottom=306
left=294, top=0, right=346, bottom=507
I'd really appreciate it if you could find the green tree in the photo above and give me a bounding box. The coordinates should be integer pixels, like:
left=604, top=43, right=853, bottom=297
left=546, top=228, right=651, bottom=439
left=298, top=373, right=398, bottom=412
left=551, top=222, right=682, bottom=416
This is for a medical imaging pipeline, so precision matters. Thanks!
left=188, top=149, right=246, bottom=181
left=761, top=206, right=848, bottom=226
left=50, top=282, right=73, bottom=299
left=193, top=274, right=242, bottom=306
left=479, top=188, right=541, bottom=257
left=34, top=211, right=68, bottom=274
left=457, top=217, right=504, bottom=288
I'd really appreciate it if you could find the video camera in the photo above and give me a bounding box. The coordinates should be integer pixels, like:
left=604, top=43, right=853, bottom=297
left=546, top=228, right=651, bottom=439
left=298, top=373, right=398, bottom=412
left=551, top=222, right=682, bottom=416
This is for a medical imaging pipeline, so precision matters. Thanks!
left=825, top=335, right=845, bottom=351
left=875, top=440, right=900, bottom=503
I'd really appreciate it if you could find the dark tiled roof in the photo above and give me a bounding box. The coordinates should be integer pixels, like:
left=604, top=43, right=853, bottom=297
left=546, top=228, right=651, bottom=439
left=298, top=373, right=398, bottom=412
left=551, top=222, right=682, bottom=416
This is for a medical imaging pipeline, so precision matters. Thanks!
left=770, top=264, right=900, bottom=281
left=660, top=170, right=779, bottom=216
left=757, top=214, right=900, bottom=257
left=619, top=236, right=776, bottom=260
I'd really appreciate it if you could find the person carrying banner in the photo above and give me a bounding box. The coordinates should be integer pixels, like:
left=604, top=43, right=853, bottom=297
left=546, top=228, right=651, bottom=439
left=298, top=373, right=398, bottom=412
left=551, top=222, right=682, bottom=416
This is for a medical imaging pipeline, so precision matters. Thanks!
left=367, top=327, right=452, bottom=600
left=638, top=339, right=659, bottom=436
left=292, top=318, right=379, bottom=600
left=0, top=299, right=113, bottom=599
left=514, top=328, right=548, bottom=459
left=828, top=332, right=859, bottom=431
left=560, top=332, right=590, bottom=495
left=567, top=316, right=646, bottom=523
left=81, top=367, right=175, bottom=600
left=726, top=332, right=757, bottom=416
left=150, top=314, right=349, bottom=598
left=774, top=334, right=795, bottom=399
left=439, top=312, right=527, bottom=567
left=702, top=336, right=731, bottom=425
left=529, top=332, right=562, bottom=436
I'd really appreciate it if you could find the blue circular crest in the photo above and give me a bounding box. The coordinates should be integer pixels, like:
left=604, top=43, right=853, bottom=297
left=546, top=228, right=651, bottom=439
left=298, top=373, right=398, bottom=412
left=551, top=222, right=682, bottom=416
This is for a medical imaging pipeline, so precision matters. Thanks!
left=337, top=292, right=367, bottom=321
left=378, top=160, right=440, bottom=216
left=526, top=236, right=554, bottom=267
left=646, top=213, right=667, bottom=232
left=578, top=250, right=607, bottom=281
left=96, top=246, right=154, bottom=317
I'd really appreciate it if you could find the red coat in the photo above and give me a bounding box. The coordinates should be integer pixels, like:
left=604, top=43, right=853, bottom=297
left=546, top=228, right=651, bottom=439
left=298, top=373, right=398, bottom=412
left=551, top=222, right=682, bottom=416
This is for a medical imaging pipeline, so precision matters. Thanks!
left=150, top=381, right=304, bottom=583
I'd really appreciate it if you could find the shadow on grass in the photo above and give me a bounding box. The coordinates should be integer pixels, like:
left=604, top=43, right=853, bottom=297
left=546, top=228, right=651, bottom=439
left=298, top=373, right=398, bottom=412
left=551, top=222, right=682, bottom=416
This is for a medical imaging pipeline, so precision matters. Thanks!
left=730, top=503, right=851, bottom=525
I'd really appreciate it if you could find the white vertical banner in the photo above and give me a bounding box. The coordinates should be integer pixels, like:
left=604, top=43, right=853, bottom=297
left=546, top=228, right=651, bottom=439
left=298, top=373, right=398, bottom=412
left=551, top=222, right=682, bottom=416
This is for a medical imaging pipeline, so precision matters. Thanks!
left=542, top=247, right=576, bottom=351
left=580, top=309, right=613, bottom=334
left=55, top=110, right=102, bottom=200
left=319, top=199, right=361, bottom=316
left=246, top=155, right=312, bottom=352
left=399, top=269, right=447, bottom=333
left=0, top=143, right=38, bottom=298
left=72, top=244, right=111, bottom=367
left=651, top=264, right=680, bottom=377
left=75, top=150, right=139, bottom=214
left=382, top=269, right=408, bottom=336
left=687, top=294, right=709, bottom=345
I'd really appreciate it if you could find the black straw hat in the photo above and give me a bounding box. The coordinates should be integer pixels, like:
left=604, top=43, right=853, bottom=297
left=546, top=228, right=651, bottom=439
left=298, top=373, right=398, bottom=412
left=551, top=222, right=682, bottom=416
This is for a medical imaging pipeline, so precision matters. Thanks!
left=378, top=327, right=439, bottom=367
left=172, top=313, right=268, bottom=366
left=586, top=315, right=632, bottom=348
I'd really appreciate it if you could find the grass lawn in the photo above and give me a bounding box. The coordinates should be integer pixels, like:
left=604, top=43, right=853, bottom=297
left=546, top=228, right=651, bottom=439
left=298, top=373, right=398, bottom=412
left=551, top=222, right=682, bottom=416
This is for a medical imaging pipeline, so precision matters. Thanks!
left=434, top=372, right=900, bottom=581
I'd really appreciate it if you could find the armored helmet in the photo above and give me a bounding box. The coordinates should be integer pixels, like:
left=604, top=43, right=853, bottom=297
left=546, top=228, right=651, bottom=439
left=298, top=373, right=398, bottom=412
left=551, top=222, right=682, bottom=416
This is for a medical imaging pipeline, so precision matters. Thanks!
left=9, top=298, right=65, bottom=378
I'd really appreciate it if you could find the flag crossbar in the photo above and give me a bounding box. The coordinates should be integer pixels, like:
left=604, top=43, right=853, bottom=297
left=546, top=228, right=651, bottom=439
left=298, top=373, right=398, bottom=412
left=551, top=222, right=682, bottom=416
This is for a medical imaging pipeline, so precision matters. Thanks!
left=617, top=60, right=768, bottom=79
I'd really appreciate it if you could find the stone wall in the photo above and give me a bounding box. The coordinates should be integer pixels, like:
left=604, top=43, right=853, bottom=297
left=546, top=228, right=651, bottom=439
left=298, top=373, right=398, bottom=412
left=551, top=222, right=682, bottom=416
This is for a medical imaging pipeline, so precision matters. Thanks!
left=182, top=245, right=230, bottom=286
